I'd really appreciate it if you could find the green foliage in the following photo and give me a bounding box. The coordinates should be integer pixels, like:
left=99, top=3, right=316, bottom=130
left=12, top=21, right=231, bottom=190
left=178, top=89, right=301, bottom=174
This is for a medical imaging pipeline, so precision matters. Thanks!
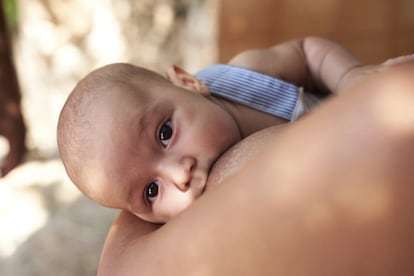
left=3, top=0, right=18, bottom=32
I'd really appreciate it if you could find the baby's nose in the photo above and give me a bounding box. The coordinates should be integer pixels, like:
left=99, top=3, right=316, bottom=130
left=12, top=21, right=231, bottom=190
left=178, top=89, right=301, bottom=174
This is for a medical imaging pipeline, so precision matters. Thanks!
left=163, top=157, right=195, bottom=190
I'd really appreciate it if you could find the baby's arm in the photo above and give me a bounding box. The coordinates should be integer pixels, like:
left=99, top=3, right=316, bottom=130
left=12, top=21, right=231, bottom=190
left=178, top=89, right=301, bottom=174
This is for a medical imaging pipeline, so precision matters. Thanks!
left=302, top=37, right=362, bottom=93
left=228, top=36, right=362, bottom=94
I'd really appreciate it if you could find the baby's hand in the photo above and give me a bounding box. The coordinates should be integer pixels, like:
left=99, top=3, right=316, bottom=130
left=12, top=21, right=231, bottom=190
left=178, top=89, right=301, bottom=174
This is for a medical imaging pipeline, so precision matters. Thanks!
left=337, top=54, right=414, bottom=93
left=383, top=54, right=414, bottom=66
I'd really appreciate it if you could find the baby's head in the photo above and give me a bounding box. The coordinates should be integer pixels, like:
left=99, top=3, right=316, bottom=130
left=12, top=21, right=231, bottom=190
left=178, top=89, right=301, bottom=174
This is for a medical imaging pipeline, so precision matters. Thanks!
left=57, top=63, right=241, bottom=223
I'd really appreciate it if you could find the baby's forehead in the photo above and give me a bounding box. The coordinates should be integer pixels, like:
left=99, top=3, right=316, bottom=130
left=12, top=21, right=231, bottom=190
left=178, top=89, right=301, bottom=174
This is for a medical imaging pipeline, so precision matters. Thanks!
left=90, top=78, right=150, bottom=105
left=82, top=71, right=178, bottom=125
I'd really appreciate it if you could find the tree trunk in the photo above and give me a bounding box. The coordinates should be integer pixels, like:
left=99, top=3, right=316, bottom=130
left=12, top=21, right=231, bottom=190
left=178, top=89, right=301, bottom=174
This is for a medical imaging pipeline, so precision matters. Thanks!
left=0, top=2, right=26, bottom=176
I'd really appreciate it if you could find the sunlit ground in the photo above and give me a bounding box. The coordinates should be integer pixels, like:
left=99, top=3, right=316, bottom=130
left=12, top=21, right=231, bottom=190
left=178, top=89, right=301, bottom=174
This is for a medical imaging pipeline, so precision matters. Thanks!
left=0, top=159, right=73, bottom=258
left=0, top=157, right=118, bottom=275
left=0, top=0, right=217, bottom=275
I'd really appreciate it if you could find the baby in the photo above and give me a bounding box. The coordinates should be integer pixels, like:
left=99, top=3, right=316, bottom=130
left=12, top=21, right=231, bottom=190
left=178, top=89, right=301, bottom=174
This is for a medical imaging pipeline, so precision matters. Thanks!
left=58, top=36, right=366, bottom=223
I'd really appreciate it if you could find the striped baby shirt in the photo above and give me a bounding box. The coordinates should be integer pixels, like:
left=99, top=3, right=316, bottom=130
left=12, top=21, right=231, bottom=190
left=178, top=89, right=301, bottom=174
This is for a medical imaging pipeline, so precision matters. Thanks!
left=195, top=64, right=317, bottom=122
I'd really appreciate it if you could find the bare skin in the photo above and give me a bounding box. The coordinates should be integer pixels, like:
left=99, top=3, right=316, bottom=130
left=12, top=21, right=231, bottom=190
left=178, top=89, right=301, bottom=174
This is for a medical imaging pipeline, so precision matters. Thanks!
left=98, top=61, right=414, bottom=275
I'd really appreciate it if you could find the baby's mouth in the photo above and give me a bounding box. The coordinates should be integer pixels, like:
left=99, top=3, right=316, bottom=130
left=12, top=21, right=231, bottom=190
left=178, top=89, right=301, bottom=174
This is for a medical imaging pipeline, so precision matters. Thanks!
left=188, top=168, right=208, bottom=198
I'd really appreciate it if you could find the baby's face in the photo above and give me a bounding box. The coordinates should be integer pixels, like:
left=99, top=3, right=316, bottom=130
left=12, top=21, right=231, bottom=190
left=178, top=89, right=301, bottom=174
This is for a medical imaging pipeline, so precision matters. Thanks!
left=87, top=79, right=241, bottom=223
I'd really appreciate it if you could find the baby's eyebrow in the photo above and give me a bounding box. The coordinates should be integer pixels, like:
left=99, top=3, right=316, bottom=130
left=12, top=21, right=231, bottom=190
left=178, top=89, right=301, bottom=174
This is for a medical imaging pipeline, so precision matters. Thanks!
left=137, top=102, right=164, bottom=136
left=138, top=102, right=170, bottom=137
left=137, top=108, right=152, bottom=135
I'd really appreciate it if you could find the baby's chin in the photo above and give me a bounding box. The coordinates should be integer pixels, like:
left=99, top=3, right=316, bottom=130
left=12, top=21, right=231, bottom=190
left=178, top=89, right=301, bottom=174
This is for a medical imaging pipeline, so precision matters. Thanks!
left=205, top=125, right=285, bottom=191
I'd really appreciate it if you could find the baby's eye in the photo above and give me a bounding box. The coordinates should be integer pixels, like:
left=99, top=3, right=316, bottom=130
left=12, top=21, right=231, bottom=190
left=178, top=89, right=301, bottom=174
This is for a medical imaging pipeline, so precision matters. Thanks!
left=158, top=120, right=173, bottom=147
left=145, top=181, right=159, bottom=203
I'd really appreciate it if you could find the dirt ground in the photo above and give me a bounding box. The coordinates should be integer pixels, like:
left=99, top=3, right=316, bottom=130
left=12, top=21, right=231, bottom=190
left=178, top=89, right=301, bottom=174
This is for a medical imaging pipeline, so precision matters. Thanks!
left=0, top=0, right=217, bottom=275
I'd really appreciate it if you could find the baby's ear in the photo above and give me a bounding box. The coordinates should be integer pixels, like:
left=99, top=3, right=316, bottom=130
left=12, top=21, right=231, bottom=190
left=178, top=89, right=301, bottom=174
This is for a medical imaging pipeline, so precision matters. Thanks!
left=165, top=65, right=210, bottom=96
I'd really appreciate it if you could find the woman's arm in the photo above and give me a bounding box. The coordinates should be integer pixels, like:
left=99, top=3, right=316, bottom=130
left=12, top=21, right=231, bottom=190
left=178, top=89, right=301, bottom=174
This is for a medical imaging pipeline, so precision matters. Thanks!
left=98, top=62, right=414, bottom=275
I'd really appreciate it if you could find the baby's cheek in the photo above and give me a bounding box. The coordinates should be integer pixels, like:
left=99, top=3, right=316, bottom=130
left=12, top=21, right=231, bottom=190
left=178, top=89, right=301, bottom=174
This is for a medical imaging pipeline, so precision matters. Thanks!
left=158, top=191, right=196, bottom=221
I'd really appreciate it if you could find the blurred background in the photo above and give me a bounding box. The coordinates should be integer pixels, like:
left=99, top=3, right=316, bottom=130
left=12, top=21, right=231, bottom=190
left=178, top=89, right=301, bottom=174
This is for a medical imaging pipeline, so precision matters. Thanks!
left=0, top=0, right=413, bottom=275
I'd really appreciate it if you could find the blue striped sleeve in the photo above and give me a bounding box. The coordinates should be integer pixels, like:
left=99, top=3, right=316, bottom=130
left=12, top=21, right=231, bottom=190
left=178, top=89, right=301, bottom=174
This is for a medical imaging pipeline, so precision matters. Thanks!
left=194, top=64, right=299, bottom=120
